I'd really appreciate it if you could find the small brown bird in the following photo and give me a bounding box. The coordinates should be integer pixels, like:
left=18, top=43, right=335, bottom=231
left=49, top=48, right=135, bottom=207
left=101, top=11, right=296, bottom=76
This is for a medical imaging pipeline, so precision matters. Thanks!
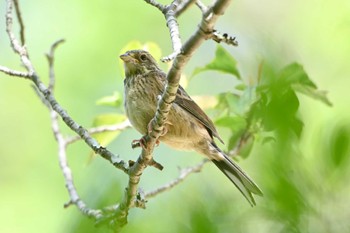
left=120, top=50, right=262, bottom=206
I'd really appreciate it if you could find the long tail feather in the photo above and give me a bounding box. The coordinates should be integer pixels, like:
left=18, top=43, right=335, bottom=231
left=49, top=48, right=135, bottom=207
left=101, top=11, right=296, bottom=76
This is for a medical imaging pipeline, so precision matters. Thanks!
left=212, top=152, right=263, bottom=206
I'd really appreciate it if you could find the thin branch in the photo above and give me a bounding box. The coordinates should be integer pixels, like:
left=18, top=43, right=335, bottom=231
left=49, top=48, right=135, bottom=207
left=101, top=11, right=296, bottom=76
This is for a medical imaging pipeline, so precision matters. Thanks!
left=165, top=1, right=183, bottom=54
left=44, top=38, right=104, bottom=220
left=13, top=0, right=25, bottom=45
left=212, top=29, right=238, bottom=46
left=0, top=65, right=30, bottom=78
left=6, top=0, right=24, bottom=56
left=46, top=39, right=65, bottom=91
left=51, top=109, right=102, bottom=218
left=144, top=0, right=165, bottom=11
left=145, top=159, right=208, bottom=198
left=5, top=0, right=128, bottom=173
left=146, top=0, right=183, bottom=62
left=65, top=120, right=132, bottom=145
left=195, top=1, right=238, bottom=46
left=195, top=0, right=208, bottom=12
left=175, top=0, right=196, bottom=17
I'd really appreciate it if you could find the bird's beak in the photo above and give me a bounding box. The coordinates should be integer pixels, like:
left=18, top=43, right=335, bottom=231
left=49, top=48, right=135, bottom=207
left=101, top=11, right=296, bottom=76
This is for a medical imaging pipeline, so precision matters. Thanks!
left=120, top=53, right=137, bottom=63
left=119, top=53, right=129, bottom=62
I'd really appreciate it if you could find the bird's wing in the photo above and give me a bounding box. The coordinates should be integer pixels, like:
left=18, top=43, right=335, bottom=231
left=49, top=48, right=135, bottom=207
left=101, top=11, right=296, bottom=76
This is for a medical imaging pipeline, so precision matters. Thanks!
left=174, top=85, right=224, bottom=144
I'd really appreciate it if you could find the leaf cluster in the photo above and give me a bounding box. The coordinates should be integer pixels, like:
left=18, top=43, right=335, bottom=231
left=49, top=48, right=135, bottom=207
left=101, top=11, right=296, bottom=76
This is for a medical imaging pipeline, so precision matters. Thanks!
left=193, top=45, right=331, bottom=158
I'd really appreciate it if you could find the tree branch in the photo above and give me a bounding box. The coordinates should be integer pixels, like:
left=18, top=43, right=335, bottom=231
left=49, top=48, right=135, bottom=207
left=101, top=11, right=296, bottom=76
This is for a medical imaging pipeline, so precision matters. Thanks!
left=110, top=0, right=233, bottom=228
left=144, top=0, right=165, bottom=11
left=45, top=41, right=103, bottom=219
left=146, top=0, right=183, bottom=62
left=65, top=120, right=132, bottom=145
left=13, top=0, right=25, bottom=45
left=5, top=0, right=128, bottom=174
left=175, top=0, right=196, bottom=17
left=46, top=39, right=65, bottom=91
left=145, top=159, right=208, bottom=198
left=212, top=29, right=238, bottom=46
left=0, top=65, right=30, bottom=78
left=2, top=0, right=233, bottom=230
left=195, top=0, right=208, bottom=13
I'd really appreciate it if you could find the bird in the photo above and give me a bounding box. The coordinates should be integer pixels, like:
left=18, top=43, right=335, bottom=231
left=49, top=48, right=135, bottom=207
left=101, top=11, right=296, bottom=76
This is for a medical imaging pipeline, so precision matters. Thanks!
left=120, top=49, right=263, bottom=206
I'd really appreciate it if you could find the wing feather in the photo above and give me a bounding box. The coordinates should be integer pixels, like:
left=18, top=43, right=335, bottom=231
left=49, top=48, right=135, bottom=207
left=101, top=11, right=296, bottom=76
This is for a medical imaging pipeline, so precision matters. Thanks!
left=174, top=86, right=224, bottom=144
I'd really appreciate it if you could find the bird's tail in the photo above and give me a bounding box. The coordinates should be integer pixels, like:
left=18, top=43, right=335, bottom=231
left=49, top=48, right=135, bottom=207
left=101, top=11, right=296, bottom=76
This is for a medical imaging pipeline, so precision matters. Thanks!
left=211, top=150, right=263, bottom=206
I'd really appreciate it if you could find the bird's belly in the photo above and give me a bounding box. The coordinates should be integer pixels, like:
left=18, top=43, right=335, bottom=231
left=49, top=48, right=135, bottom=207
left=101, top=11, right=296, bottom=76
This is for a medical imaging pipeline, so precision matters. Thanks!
left=160, top=106, right=211, bottom=151
left=124, top=98, right=156, bottom=135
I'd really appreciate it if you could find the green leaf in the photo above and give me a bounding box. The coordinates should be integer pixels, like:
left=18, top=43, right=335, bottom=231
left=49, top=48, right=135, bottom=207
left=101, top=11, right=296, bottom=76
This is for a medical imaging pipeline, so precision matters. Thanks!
left=96, top=92, right=122, bottom=108
left=278, top=63, right=332, bottom=106
left=237, top=85, right=257, bottom=115
left=327, top=123, right=350, bottom=167
left=292, top=84, right=332, bottom=106
left=278, top=63, right=317, bottom=88
left=192, top=45, right=241, bottom=79
left=215, top=115, right=247, bottom=132
left=239, top=136, right=254, bottom=159
left=93, top=113, right=126, bottom=126
left=215, top=92, right=240, bottom=117
left=235, top=83, right=247, bottom=91
left=215, top=115, right=247, bottom=149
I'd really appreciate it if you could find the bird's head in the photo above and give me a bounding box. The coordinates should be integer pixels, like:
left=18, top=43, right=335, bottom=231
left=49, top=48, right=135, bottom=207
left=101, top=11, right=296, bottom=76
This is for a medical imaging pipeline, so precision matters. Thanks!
left=120, top=50, right=160, bottom=77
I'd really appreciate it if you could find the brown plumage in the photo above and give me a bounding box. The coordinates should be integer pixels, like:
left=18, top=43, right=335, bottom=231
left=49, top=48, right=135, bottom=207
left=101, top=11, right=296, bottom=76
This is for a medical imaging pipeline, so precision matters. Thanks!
left=120, top=50, right=263, bottom=206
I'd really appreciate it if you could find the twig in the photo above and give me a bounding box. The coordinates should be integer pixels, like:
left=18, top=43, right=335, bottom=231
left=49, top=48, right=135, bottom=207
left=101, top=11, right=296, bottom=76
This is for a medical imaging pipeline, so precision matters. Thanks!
left=6, top=0, right=26, bottom=57
left=5, top=0, right=128, bottom=174
left=13, top=0, right=25, bottom=45
left=145, top=159, right=208, bottom=198
left=0, top=65, right=30, bottom=78
left=212, top=29, right=238, bottom=46
left=45, top=40, right=78, bottom=213
left=146, top=0, right=183, bottom=62
left=144, top=0, right=165, bottom=11
left=43, top=36, right=106, bottom=221
left=175, top=0, right=196, bottom=17
left=196, top=1, right=238, bottom=46
left=165, top=1, right=183, bottom=57
left=46, top=39, right=65, bottom=91
left=195, top=0, right=208, bottom=12
left=65, top=120, right=132, bottom=145
left=51, top=109, right=102, bottom=218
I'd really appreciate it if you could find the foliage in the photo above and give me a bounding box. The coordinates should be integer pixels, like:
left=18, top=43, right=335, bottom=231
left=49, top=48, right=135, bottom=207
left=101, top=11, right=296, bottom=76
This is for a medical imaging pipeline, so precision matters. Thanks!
left=192, top=45, right=332, bottom=159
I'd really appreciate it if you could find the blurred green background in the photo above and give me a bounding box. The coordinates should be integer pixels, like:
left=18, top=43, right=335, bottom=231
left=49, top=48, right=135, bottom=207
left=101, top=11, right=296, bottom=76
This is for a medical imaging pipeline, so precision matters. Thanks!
left=1, top=0, right=350, bottom=232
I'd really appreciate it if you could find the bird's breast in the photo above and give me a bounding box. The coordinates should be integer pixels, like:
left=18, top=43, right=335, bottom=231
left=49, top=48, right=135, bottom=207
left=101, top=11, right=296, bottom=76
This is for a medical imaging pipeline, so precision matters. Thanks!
left=124, top=75, right=158, bottom=135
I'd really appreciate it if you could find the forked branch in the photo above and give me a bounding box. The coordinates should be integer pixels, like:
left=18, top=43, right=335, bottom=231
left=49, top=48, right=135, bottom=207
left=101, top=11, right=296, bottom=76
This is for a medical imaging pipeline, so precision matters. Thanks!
left=1, top=0, right=234, bottom=231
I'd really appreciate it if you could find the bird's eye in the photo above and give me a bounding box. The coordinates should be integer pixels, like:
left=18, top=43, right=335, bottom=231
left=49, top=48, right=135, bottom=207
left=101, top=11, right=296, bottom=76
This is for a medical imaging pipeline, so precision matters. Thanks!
left=139, top=54, right=147, bottom=61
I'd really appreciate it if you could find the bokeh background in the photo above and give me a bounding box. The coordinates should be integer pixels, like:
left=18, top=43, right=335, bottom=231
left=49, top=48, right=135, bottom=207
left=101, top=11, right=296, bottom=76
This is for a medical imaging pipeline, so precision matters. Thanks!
left=1, top=0, right=350, bottom=232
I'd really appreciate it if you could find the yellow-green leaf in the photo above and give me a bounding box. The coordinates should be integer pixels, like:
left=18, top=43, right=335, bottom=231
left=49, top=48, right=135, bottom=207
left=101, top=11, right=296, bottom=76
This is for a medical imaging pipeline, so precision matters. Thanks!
left=192, top=45, right=241, bottom=79
left=96, top=92, right=122, bottom=108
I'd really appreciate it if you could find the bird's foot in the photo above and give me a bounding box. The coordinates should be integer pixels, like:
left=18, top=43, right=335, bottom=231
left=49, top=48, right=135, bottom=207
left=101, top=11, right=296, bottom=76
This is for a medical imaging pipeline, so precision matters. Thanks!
left=147, top=120, right=168, bottom=136
left=132, top=135, right=162, bottom=148
left=131, top=137, right=147, bottom=149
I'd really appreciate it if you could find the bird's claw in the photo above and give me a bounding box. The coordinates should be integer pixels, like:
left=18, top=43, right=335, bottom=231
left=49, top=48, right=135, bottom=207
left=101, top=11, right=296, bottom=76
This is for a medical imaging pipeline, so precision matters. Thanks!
left=147, top=120, right=168, bottom=136
left=131, top=137, right=147, bottom=149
